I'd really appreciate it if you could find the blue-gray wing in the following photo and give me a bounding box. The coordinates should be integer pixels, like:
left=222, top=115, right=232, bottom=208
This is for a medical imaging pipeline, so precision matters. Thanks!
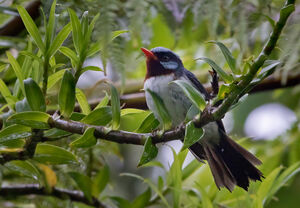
left=183, top=68, right=210, bottom=100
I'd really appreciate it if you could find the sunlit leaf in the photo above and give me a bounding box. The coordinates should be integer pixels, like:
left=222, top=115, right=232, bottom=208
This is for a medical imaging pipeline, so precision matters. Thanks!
left=80, top=106, right=112, bottom=125
left=59, top=46, right=79, bottom=64
left=70, top=127, right=96, bottom=148
left=47, top=69, right=66, bottom=90
left=181, top=121, right=204, bottom=151
left=136, top=112, right=159, bottom=133
left=76, top=88, right=91, bottom=114
left=6, top=51, right=25, bottom=94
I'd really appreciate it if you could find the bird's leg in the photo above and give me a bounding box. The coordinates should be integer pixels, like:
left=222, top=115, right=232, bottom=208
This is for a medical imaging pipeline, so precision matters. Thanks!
left=209, top=68, right=219, bottom=98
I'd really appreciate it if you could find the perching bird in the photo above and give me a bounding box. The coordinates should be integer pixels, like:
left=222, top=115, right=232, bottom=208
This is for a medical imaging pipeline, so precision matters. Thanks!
left=141, top=47, right=263, bottom=191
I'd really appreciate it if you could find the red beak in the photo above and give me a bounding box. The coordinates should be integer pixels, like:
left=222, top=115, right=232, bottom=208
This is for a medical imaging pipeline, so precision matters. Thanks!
left=141, top=47, right=157, bottom=60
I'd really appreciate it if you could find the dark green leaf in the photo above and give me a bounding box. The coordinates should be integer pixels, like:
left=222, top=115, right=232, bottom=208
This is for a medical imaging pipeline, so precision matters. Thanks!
left=146, top=90, right=172, bottom=130
left=0, top=124, right=31, bottom=144
left=69, top=172, right=92, bottom=202
left=68, top=9, right=82, bottom=54
left=43, top=128, right=71, bottom=139
left=7, top=111, right=50, bottom=129
left=45, top=0, right=56, bottom=48
left=34, top=144, right=78, bottom=164
left=92, top=165, right=109, bottom=197
left=138, top=137, right=158, bottom=167
left=24, top=78, right=46, bottom=112
left=208, top=41, right=238, bottom=74
left=70, top=127, right=96, bottom=148
left=171, top=80, right=206, bottom=111
left=110, top=197, right=131, bottom=208
left=110, top=84, right=120, bottom=130
left=196, top=57, right=234, bottom=83
left=17, top=6, right=45, bottom=53
left=81, top=107, right=112, bottom=125
left=58, top=70, right=76, bottom=118
left=136, top=112, right=159, bottom=133
left=181, top=121, right=204, bottom=151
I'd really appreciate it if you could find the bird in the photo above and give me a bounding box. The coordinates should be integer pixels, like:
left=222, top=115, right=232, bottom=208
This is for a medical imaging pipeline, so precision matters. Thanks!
left=141, top=46, right=263, bottom=191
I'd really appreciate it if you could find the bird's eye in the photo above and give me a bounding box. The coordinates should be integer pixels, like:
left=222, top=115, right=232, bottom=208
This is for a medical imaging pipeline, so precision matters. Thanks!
left=161, top=56, right=170, bottom=62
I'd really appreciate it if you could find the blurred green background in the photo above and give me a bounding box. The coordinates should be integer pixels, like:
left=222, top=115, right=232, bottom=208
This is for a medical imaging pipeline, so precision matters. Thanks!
left=0, top=0, right=300, bottom=207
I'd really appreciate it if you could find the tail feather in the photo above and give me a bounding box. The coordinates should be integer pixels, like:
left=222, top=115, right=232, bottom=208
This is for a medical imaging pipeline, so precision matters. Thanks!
left=190, top=132, right=263, bottom=191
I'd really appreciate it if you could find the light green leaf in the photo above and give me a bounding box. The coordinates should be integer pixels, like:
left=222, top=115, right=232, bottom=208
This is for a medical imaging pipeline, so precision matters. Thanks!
left=95, top=92, right=110, bottom=109
left=138, top=137, right=158, bottom=167
left=92, top=165, right=109, bottom=197
left=110, top=84, right=120, bottom=130
left=48, top=23, right=72, bottom=58
left=68, top=9, right=82, bottom=54
left=24, top=78, right=46, bottom=112
left=81, top=66, right=103, bottom=74
left=0, top=64, right=7, bottom=73
left=7, top=111, right=50, bottom=129
left=5, top=160, right=40, bottom=181
left=171, top=80, right=206, bottom=111
left=208, top=41, right=238, bottom=74
left=181, top=121, right=204, bottom=151
left=19, top=51, right=42, bottom=63
left=0, top=78, right=18, bottom=108
left=111, top=30, right=128, bottom=41
left=59, top=46, right=79, bottom=64
left=69, top=172, right=92, bottom=202
left=47, top=69, right=66, bottom=90
left=217, top=84, right=231, bottom=100
left=0, top=124, right=31, bottom=144
left=146, top=90, right=172, bottom=130
left=195, top=182, right=213, bottom=208
left=58, top=70, right=76, bottom=117
left=17, top=6, right=45, bottom=53
left=43, top=128, right=71, bottom=139
left=34, top=143, right=78, bottom=164
left=80, top=107, right=112, bottom=126
left=76, top=88, right=91, bottom=114
left=136, top=112, right=159, bottom=133
left=196, top=57, right=234, bottom=83
left=45, top=0, right=56, bottom=49
left=70, top=127, right=96, bottom=148
left=6, top=51, right=25, bottom=95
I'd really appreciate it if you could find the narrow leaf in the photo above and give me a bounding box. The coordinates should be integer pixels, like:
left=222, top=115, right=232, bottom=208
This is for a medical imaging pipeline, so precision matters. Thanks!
left=76, top=88, right=91, bottom=114
left=171, top=80, right=206, bottom=111
left=70, top=127, right=96, bottom=148
left=24, top=78, right=46, bottom=112
left=68, top=9, right=82, bottom=54
left=110, top=84, right=120, bottom=130
left=47, top=69, right=66, bottom=90
left=146, top=90, right=172, bottom=130
left=138, top=137, right=158, bottom=167
left=181, top=121, right=204, bottom=151
left=58, top=70, right=76, bottom=117
left=196, top=57, right=234, bottom=83
left=6, top=51, right=25, bottom=94
left=45, top=0, right=56, bottom=48
left=59, top=46, right=79, bottom=64
left=0, top=78, right=18, bottom=108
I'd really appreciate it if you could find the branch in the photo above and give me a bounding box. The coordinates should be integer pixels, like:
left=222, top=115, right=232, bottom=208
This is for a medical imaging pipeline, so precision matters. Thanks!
left=0, top=184, right=107, bottom=208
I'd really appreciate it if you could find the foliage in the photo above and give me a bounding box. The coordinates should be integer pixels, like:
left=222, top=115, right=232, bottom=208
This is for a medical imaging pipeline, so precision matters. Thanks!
left=0, top=0, right=299, bottom=208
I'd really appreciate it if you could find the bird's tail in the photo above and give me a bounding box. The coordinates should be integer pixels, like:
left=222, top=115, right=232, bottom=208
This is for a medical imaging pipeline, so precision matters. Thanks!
left=189, top=132, right=263, bottom=191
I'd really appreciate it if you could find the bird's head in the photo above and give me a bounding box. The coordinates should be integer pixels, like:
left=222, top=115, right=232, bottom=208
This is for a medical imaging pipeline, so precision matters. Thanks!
left=141, top=47, right=183, bottom=78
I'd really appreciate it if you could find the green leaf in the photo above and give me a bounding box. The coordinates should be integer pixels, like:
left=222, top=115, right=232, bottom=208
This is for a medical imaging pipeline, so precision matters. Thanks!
left=132, top=188, right=151, bottom=208
left=95, top=92, right=110, bottom=109
left=196, top=57, right=234, bottom=83
left=146, top=89, right=172, bottom=130
left=43, top=128, right=71, bottom=139
left=45, top=0, right=56, bottom=49
left=92, top=165, right=109, bottom=197
left=5, top=160, right=40, bottom=181
left=0, top=64, right=7, bottom=73
left=7, top=111, right=50, bottom=129
left=110, top=197, right=131, bottom=208
left=59, top=46, right=79, bottom=64
left=171, top=80, right=206, bottom=111
left=19, top=51, right=42, bottom=63
left=68, top=9, right=82, bottom=54
left=6, top=51, right=25, bottom=95
left=217, top=84, right=230, bottom=100
left=181, top=121, right=204, bottom=151
left=87, top=40, right=102, bottom=57
left=34, top=144, right=78, bottom=164
left=136, top=112, right=159, bottom=133
left=81, top=66, right=103, bottom=73
left=81, top=107, right=112, bottom=125
left=58, top=70, right=76, bottom=118
left=111, top=30, right=128, bottom=41
left=0, top=124, right=31, bottom=144
left=255, top=166, right=282, bottom=207
left=195, top=182, right=213, bottom=208
left=138, top=137, right=158, bottom=167
left=17, top=6, right=45, bottom=53
left=69, top=172, right=92, bottom=202
left=47, top=23, right=72, bottom=58
left=208, top=41, right=238, bottom=74
left=182, top=160, right=201, bottom=180
left=47, top=69, right=66, bottom=90
left=24, top=78, right=46, bottom=112
left=257, top=61, right=281, bottom=80
left=76, top=88, right=91, bottom=114
left=0, top=78, right=18, bottom=108
left=110, top=84, right=120, bottom=130
left=70, top=127, right=96, bottom=148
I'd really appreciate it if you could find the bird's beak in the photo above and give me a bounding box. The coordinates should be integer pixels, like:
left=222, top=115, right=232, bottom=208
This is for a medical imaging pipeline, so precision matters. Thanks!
left=141, top=48, right=157, bottom=60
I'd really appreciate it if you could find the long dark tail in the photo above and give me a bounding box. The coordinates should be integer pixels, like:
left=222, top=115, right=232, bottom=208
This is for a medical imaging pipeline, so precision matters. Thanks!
left=189, top=132, right=263, bottom=191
